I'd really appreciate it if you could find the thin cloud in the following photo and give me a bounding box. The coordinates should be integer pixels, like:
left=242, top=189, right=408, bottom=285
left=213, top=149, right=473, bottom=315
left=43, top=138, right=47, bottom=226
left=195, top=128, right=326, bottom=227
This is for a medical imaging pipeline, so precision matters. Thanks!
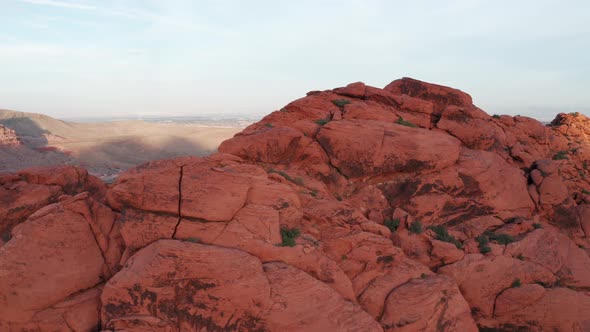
left=19, top=0, right=97, bottom=11
left=18, top=0, right=217, bottom=32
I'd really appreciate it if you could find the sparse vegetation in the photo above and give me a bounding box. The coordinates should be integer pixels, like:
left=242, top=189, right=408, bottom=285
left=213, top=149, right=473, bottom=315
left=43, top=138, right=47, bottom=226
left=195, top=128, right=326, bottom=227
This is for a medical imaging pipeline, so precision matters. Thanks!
left=409, top=220, right=423, bottom=234
left=377, top=255, right=394, bottom=264
left=268, top=169, right=305, bottom=186
left=395, top=116, right=418, bottom=128
left=533, top=223, right=543, bottom=229
left=492, top=114, right=501, bottom=119
left=315, top=118, right=330, bottom=126
left=485, top=231, right=515, bottom=245
left=280, top=107, right=288, bottom=112
left=335, top=194, right=343, bottom=201
left=477, top=234, right=491, bottom=254
left=264, top=123, right=274, bottom=128
left=341, top=255, right=348, bottom=261
left=280, top=227, right=301, bottom=247
left=420, top=273, right=427, bottom=279
left=552, top=150, right=569, bottom=160
left=332, top=99, right=351, bottom=108
left=428, top=225, right=463, bottom=249
left=384, top=218, right=400, bottom=232
left=310, top=189, right=318, bottom=198
left=583, top=189, right=590, bottom=195
left=185, top=237, right=201, bottom=243
left=517, top=254, right=525, bottom=260
left=511, top=278, right=522, bottom=288
left=480, top=246, right=492, bottom=254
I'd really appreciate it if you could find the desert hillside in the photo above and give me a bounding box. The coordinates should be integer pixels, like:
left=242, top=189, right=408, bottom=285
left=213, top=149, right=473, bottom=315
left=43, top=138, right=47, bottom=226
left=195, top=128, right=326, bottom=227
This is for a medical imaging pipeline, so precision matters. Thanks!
left=1, top=78, right=590, bottom=331
left=0, top=109, right=242, bottom=178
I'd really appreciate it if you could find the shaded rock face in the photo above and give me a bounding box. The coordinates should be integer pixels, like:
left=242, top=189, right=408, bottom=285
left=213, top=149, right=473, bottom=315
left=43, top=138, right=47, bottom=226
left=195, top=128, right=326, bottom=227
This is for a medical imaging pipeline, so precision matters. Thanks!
left=2, top=78, right=590, bottom=331
left=0, top=124, right=20, bottom=145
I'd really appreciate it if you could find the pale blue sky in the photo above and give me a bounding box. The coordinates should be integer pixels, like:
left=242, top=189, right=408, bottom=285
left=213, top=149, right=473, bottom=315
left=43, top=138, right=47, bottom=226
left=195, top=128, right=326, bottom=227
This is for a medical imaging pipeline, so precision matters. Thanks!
left=0, top=0, right=588, bottom=120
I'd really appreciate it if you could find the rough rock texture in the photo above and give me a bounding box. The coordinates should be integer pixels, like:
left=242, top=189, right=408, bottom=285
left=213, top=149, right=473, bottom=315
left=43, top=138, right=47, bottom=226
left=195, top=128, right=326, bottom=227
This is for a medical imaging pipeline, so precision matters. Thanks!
left=0, top=124, right=20, bottom=145
left=2, top=77, right=590, bottom=331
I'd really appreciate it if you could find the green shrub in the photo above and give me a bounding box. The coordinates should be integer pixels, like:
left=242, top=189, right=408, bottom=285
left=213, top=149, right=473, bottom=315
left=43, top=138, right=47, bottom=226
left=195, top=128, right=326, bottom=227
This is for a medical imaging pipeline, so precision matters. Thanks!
left=552, top=150, right=569, bottom=160
left=264, top=123, right=273, bottom=128
left=428, top=225, right=463, bottom=249
left=517, top=254, right=525, bottom=260
left=420, top=273, right=427, bottom=279
left=511, top=278, right=521, bottom=288
left=533, top=223, right=543, bottom=229
left=384, top=218, right=400, bottom=232
left=280, top=227, right=301, bottom=247
left=583, top=190, right=590, bottom=195
left=477, top=235, right=491, bottom=254
left=485, top=231, right=515, bottom=245
left=377, top=255, right=394, bottom=263
left=492, top=114, right=501, bottom=119
left=409, top=220, right=423, bottom=234
left=395, top=116, right=417, bottom=128
left=310, top=189, right=318, bottom=198
left=480, top=245, right=492, bottom=254
left=186, top=237, right=201, bottom=243
left=269, top=169, right=305, bottom=186
left=315, top=118, right=330, bottom=126
left=341, top=254, right=348, bottom=261
left=332, top=99, right=351, bottom=108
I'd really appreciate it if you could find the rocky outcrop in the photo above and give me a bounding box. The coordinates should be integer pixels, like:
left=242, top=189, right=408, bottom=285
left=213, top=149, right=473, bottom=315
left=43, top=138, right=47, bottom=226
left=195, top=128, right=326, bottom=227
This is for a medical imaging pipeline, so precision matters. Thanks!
left=2, top=77, right=590, bottom=331
left=0, top=124, right=19, bottom=146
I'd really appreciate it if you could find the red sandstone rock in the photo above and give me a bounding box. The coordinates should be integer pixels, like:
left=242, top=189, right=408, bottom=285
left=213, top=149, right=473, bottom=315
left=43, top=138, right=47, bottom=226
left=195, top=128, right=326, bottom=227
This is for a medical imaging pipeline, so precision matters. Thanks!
left=0, top=193, right=121, bottom=327
left=4, top=77, right=590, bottom=331
left=380, top=275, right=477, bottom=332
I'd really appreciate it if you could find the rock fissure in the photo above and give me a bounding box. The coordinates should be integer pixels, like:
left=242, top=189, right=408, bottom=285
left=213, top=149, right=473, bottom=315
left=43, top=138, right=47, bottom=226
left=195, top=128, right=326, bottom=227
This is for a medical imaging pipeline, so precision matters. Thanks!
left=171, top=164, right=185, bottom=238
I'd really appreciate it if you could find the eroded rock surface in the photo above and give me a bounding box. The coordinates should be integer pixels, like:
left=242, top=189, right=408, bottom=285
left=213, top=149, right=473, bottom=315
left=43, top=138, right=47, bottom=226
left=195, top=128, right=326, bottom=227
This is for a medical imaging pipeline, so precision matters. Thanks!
left=2, top=77, right=590, bottom=331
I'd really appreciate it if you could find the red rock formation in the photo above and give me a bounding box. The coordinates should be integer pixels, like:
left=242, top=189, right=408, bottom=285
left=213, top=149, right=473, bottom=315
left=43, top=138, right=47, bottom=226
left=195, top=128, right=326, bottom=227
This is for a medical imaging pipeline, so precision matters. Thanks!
left=2, top=78, right=590, bottom=331
left=0, top=124, right=20, bottom=145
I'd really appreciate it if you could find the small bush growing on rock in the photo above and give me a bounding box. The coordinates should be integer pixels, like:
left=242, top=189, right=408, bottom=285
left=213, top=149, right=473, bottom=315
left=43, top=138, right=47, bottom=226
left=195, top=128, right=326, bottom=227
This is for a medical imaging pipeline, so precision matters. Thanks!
left=582, top=190, right=590, bottom=195
left=511, top=278, right=522, bottom=288
left=280, top=227, right=300, bottom=247
left=485, top=231, right=515, bottom=245
left=428, top=225, right=463, bottom=249
left=310, top=189, right=318, bottom=198
left=384, top=218, right=400, bottom=232
left=395, top=116, right=417, bottom=128
left=409, top=220, right=423, bottom=234
left=332, top=99, right=351, bottom=108
left=552, top=150, right=569, bottom=160
left=420, top=273, right=427, bottom=279
left=269, top=169, right=305, bottom=186
left=377, top=255, right=394, bottom=264
left=492, top=114, right=501, bottom=119
left=315, top=118, right=330, bottom=126
left=477, top=235, right=491, bottom=254
left=533, top=223, right=543, bottom=229
left=185, top=237, right=201, bottom=243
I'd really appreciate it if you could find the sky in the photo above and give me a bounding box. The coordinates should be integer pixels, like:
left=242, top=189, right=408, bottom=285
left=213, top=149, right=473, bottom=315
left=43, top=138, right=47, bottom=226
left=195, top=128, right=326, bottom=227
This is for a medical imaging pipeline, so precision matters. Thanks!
left=0, top=0, right=588, bottom=121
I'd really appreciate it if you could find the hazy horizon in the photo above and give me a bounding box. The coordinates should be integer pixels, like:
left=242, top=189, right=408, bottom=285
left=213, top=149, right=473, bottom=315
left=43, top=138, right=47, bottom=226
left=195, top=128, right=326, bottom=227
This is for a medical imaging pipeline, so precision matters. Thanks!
left=1, top=0, right=589, bottom=122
